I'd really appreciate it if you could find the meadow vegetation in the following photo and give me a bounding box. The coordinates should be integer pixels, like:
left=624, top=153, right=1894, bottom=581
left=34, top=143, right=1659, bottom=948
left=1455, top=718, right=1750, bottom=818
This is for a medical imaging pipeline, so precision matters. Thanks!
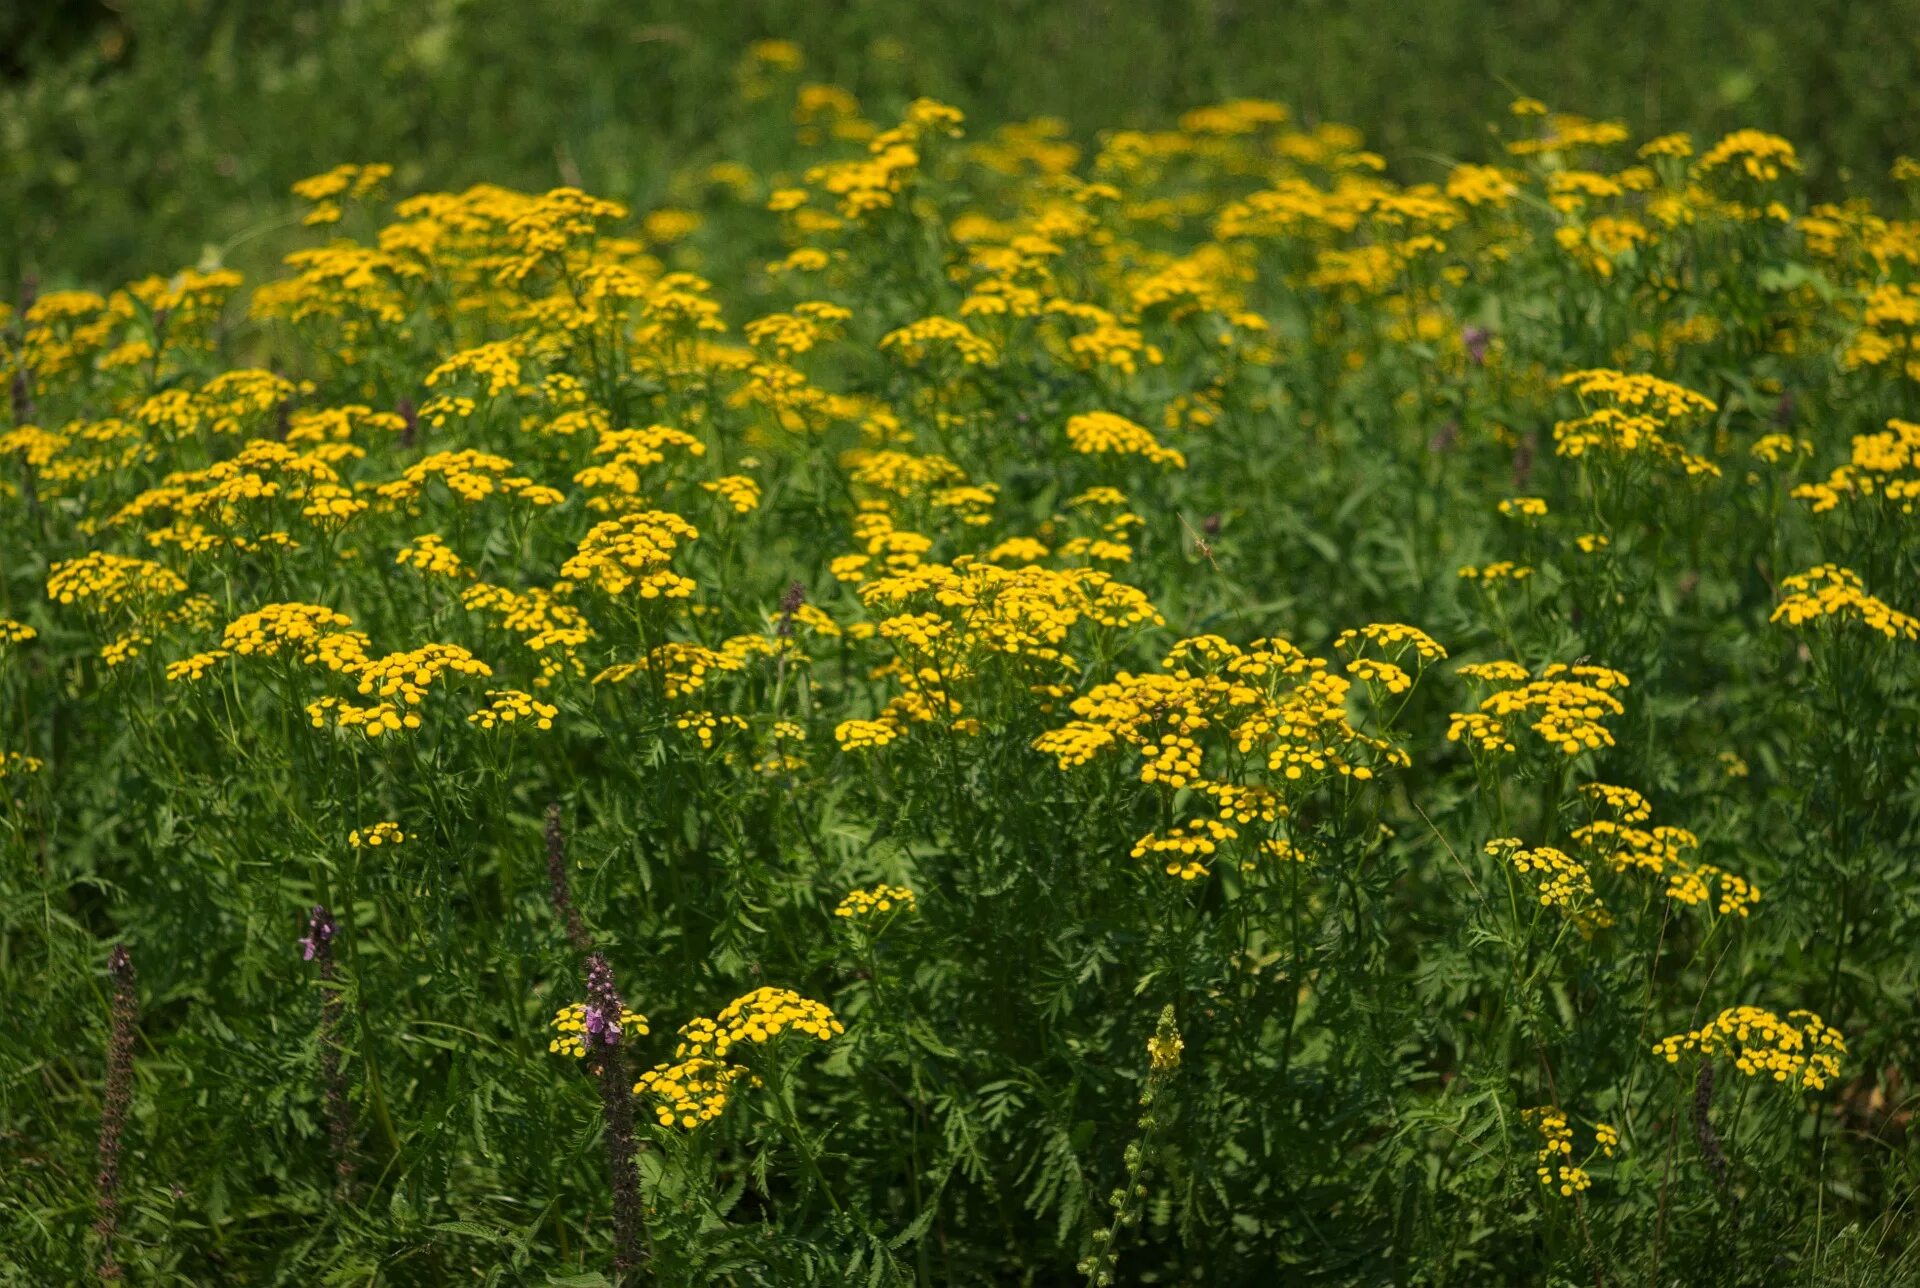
left=4, top=31, right=1920, bottom=1288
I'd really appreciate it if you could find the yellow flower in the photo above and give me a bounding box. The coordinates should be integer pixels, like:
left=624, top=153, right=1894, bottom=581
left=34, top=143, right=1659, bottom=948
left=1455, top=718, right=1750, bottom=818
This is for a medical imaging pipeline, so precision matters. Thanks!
left=1653, top=1007, right=1845, bottom=1091
left=1064, top=412, right=1186, bottom=469
left=468, top=689, right=559, bottom=731
left=1771, top=565, right=1919, bottom=641
left=834, top=884, right=918, bottom=922
left=349, top=821, right=405, bottom=848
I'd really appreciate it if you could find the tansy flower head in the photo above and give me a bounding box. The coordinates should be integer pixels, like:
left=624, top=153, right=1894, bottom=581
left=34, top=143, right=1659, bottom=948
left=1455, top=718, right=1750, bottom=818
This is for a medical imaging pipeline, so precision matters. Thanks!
left=349, top=821, right=405, bottom=848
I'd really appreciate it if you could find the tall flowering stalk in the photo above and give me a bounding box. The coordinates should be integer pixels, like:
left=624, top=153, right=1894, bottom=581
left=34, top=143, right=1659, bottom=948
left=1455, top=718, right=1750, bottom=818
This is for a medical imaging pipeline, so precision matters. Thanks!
left=545, top=801, right=593, bottom=955
left=95, top=944, right=138, bottom=1281
left=301, top=905, right=355, bottom=1193
left=583, top=951, right=646, bottom=1280
left=547, top=806, right=647, bottom=1279
left=1080, top=1006, right=1183, bottom=1288
left=1691, top=1061, right=1732, bottom=1206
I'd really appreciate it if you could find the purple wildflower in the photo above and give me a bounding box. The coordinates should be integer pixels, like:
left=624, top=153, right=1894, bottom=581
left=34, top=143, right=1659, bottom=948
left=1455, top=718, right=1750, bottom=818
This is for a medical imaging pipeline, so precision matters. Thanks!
left=1462, top=325, right=1491, bottom=366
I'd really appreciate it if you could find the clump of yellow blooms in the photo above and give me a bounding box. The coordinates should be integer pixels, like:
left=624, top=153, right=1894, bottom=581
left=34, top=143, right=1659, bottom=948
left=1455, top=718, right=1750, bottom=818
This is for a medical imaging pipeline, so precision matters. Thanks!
left=834, top=884, right=918, bottom=921
left=0, top=751, right=44, bottom=779
left=632, top=987, right=843, bottom=1129
left=396, top=534, right=468, bottom=579
left=633, top=1057, right=757, bottom=1130
left=165, top=650, right=229, bottom=683
left=1554, top=369, right=1720, bottom=478
left=1792, top=419, right=1920, bottom=516
left=1133, top=819, right=1240, bottom=880
left=1524, top=1108, right=1617, bottom=1198
left=1653, top=1007, right=1845, bottom=1091
left=1064, top=411, right=1187, bottom=469
left=468, top=689, right=558, bottom=731
left=1336, top=622, right=1447, bottom=696
left=291, top=162, right=392, bottom=225
left=351, top=643, right=493, bottom=708
left=561, top=511, right=701, bottom=599
left=1449, top=661, right=1629, bottom=756
left=1497, top=496, right=1549, bottom=520
left=1484, top=838, right=1610, bottom=927
left=1696, top=129, right=1799, bottom=183
left=835, top=717, right=902, bottom=751
left=1037, top=631, right=1409, bottom=799
left=348, top=821, right=405, bottom=848
left=1770, top=565, right=1920, bottom=641
left=1456, top=561, right=1534, bottom=585
left=1571, top=783, right=1761, bottom=916
left=878, top=315, right=998, bottom=367
left=47, top=552, right=187, bottom=611
left=223, top=602, right=355, bottom=658
left=1147, top=1010, right=1185, bottom=1072
left=376, top=449, right=564, bottom=510
left=673, top=709, right=749, bottom=748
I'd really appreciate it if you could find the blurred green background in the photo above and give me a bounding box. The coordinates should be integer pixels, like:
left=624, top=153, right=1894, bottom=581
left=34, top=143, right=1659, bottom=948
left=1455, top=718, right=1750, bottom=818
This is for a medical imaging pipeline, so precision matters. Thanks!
left=5, top=0, right=1918, bottom=292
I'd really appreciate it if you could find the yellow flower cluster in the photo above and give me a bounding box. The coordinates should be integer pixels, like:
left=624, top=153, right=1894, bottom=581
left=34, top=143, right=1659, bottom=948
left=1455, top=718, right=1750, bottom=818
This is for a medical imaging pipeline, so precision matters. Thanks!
left=878, top=315, right=998, bottom=367
left=1484, top=838, right=1609, bottom=927
left=1147, top=1008, right=1185, bottom=1072
left=701, top=474, right=762, bottom=514
left=1554, top=369, right=1720, bottom=478
left=1039, top=631, right=1410, bottom=800
left=633, top=987, right=843, bottom=1129
left=0, top=751, right=45, bottom=779
left=1843, top=284, right=1920, bottom=383
left=1449, top=662, right=1629, bottom=756
left=291, top=162, right=392, bottom=224
left=223, top=602, right=355, bottom=658
left=1523, top=1108, right=1616, bottom=1198
left=305, top=697, right=410, bottom=738
left=673, top=709, right=749, bottom=748
left=829, top=712, right=898, bottom=752
left=1770, top=565, right=1920, bottom=641
left=560, top=510, right=701, bottom=599
left=1064, top=411, right=1186, bottom=469
left=46, top=552, right=187, bottom=611
left=1695, top=129, right=1799, bottom=182
left=165, top=650, right=229, bottom=683
left=1653, top=1007, right=1845, bottom=1091
left=375, top=449, right=563, bottom=509
left=1132, top=820, right=1240, bottom=880
left=633, top=1056, right=757, bottom=1130
left=1792, top=419, right=1920, bottom=515
left=833, top=884, right=918, bottom=921
left=695, top=986, right=845, bottom=1055
left=396, top=534, right=468, bottom=579
left=467, top=689, right=558, bottom=731
left=348, top=821, right=405, bottom=848
left=1456, top=561, right=1534, bottom=585
left=1569, top=783, right=1759, bottom=915
left=352, top=643, right=493, bottom=708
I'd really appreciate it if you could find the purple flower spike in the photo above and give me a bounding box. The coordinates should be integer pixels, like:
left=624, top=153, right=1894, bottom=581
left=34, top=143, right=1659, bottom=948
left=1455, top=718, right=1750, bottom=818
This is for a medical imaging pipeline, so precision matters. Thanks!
left=582, top=951, right=626, bottom=1050
left=1462, top=325, right=1491, bottom=366
left=300, top=905, right=337, bottom=961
